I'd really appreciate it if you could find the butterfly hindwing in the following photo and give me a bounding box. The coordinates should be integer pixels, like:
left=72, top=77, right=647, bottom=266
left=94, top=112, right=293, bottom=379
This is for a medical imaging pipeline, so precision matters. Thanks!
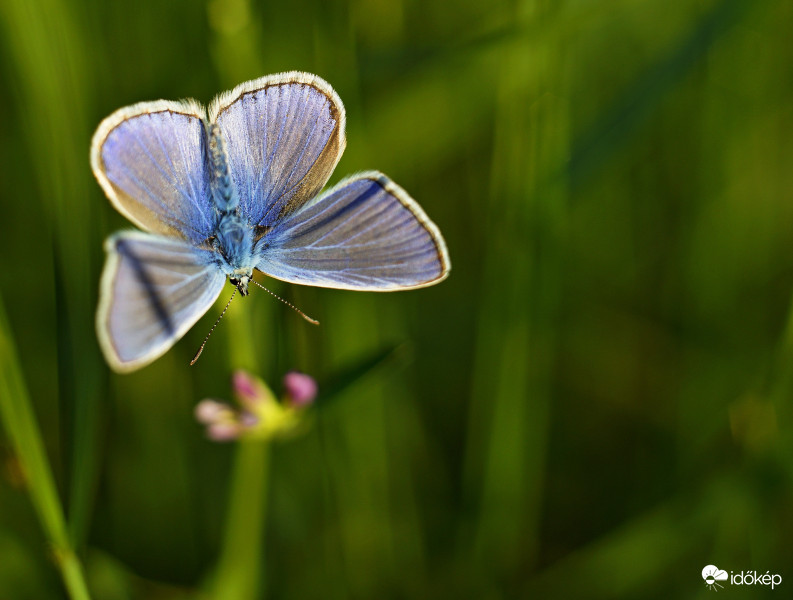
left=91, top=100, right=215, bottom=244
left=254, top=172, right=450, bottom=290
left=97, top=232, right=226, bottom=372
left=209, top=72, right=346, bottom=228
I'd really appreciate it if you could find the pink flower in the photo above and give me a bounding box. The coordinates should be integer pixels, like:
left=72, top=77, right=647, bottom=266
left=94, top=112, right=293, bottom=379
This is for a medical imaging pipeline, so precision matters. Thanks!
left=196, top=370, right=318, bottom=442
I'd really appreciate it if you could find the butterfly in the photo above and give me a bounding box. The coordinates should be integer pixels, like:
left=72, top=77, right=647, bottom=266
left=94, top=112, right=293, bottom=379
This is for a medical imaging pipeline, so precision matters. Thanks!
left=91, top=72, right=450, bottom=372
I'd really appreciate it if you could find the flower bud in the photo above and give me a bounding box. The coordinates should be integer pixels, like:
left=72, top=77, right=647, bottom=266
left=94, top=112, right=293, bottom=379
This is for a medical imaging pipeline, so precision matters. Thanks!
left=194, top=399, right=232, bottom=424
left=283, top=371, right=317, bottom=406
left=232, top=369, right=274, bottom=410
left=207, top=422, right=242, bottom=441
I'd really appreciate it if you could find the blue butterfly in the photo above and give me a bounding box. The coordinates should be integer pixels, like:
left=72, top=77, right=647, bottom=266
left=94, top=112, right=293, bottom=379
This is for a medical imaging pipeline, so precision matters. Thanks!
left=92, top=72, right=450, bottom=372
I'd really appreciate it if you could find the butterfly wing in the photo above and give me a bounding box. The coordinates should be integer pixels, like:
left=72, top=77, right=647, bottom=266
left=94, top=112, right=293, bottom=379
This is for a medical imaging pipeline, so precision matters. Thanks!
left=97, top=232, right=226, bottom=372
left=254, top=172, right=450, bottom=290
left=209, top=72, right=345, bottom=228
left=91, top=100, right=215, bottom=244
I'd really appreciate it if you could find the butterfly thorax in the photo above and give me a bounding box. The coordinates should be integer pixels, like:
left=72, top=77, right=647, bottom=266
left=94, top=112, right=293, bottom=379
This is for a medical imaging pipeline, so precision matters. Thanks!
left=213, top=213, right=255, bottom=295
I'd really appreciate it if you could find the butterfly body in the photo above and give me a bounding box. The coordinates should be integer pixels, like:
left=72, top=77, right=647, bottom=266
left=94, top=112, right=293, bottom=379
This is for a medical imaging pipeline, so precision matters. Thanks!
left=201, top=122, right=256, bottom=294
left=93, top=72, right=450, bottom=372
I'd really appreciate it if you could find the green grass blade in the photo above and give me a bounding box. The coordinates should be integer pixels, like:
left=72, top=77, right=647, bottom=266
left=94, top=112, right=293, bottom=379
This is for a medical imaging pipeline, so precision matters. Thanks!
left=0, top=295, right=91, bottom=599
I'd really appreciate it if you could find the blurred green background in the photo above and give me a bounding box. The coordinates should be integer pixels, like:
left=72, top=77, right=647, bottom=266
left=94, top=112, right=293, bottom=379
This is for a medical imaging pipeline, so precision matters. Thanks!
left=1, top=0, right=792, bottom=598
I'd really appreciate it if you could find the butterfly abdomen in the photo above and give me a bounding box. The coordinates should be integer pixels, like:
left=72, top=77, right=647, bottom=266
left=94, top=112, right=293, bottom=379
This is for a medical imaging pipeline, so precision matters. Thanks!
left=206, top=122, right=238, bottom=213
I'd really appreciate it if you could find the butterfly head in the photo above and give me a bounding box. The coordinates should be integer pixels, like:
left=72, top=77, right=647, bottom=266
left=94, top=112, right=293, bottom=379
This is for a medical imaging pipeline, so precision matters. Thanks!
left=229, top=268, right=253, bottom=296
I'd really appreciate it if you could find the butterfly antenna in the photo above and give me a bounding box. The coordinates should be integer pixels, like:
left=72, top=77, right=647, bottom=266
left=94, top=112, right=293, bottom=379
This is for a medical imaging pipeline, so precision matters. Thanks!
left=190, top=288, right=237, bottom=366
left=250, top=279, right=319, bottom=325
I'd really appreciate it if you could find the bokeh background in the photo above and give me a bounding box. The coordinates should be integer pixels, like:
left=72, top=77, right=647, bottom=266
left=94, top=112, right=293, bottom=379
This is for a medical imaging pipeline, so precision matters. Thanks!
left=1, top=0, right=792, bottom=598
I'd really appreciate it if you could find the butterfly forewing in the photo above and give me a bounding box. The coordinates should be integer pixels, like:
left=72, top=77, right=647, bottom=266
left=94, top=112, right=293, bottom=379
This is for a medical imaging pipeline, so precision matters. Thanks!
left=97, top=232, right=226, bottom=372
left=209, top=72, right=346, bottom=228
left=91, top=100, right=215, bottom=244
left=255, top=172, right=450, bottom=291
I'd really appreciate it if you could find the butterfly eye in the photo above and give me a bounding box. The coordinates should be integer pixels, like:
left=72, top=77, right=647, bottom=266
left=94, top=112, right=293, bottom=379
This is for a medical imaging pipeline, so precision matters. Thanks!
left=229, top=275, right=250, bottom=296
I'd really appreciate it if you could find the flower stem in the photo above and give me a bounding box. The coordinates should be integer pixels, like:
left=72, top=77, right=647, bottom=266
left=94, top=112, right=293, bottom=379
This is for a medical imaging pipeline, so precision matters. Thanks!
left=0, top=295, right=92, bottom=600
left=211, top=294, right=272, bottom=599
left=212, top=439, right=271, bottom=600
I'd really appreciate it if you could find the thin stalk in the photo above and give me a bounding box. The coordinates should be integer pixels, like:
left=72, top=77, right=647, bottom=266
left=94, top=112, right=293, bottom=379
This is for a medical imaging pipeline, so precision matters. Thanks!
left=211, top=295, right=272, bottom=600
left=212, top=439, right=271, bottom=600
left=0, top=295, right=91, bottom=600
